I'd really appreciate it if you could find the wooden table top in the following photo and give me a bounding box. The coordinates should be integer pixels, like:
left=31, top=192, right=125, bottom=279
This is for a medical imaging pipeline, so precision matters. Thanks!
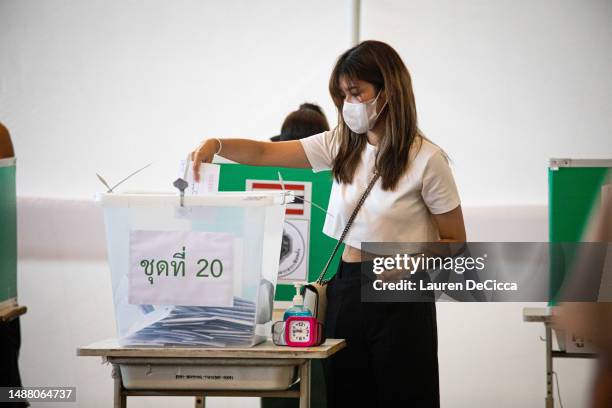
left=77, top=338, right=346, bottom=359
left=0, top=305, right=27, bottom=322
left=523, top=306, right=553, bottom=323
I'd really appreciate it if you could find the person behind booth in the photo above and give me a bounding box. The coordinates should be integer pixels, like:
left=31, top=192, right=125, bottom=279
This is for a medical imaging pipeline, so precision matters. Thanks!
left=191, top=40, right=466, bottom=408
left=269, top=103, right=330, bottom=142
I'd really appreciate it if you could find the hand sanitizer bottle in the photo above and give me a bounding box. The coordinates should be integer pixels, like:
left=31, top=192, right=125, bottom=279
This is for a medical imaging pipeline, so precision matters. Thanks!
left=283, top=283, right=312, bottom=320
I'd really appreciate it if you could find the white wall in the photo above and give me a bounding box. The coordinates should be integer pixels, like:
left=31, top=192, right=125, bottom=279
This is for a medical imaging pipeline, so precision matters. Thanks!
left=0, top=0, right=348, bottom=198
left=2, top=1, right=609, bottom=407
left=3, top=1, right=611, bottom=204
left=362, top=0, right=612, bottom=206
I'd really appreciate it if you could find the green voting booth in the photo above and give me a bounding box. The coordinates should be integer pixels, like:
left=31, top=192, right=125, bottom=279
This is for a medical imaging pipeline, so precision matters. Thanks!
left=218, top=163, right=339, bottom=302
left=0, top=157, right=17, bottom=310
left=548, top=158, right=612, bottom=302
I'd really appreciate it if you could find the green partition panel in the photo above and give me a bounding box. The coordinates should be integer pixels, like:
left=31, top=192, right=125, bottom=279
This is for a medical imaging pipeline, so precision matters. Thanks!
left=548, top=158, right=611, bottom=302
left=218, top=163, right=340, bottom=302
left=0, top=158, right=17, bottom=305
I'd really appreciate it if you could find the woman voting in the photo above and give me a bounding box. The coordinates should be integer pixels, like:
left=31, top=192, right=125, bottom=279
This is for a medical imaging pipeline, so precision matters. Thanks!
left=191, top=40, right=466, bottom=408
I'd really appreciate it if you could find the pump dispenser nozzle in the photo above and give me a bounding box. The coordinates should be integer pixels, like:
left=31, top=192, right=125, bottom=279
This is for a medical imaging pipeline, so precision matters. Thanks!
left=292, top=283, right=304, bottom=306
left=283, top=282, right=312, bottom=320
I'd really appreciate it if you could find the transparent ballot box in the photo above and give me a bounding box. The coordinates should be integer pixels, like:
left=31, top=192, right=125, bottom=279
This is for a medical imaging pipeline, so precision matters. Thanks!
left=97, top=191, right=291, bottom=347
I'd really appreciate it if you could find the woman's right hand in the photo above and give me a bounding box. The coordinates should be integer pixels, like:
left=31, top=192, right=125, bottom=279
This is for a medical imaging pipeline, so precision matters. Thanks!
left=189, top=137, right=311, bottom=181
left=190, top=138, right=221, bottom=182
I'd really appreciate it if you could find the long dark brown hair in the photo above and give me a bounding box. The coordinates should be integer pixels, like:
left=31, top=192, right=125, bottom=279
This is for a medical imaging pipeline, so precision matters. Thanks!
left=329, top=40, right=421, bottom=191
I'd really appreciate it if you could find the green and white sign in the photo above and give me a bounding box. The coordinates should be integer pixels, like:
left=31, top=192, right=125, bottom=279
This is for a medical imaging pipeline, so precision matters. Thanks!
left=218, top=163, right=337, bottom=302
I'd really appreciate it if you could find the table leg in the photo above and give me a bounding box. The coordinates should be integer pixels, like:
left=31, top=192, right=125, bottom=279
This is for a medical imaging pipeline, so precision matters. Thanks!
left=545, top=324, right=553, bottom=408
left=299, top=360, right=311, bottom=408
left=112, top=364, right=126, bottom=408
left=195, top=395, right=205, bottom=408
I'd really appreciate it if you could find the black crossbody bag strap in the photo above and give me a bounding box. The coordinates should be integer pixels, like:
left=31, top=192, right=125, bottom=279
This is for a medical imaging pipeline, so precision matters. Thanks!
left=315, top=171, right=380, bottom=285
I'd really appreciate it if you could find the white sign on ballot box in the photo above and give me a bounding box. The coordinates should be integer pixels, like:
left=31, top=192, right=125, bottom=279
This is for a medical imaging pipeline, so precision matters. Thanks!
left=129, top=230, right=234, bottom=307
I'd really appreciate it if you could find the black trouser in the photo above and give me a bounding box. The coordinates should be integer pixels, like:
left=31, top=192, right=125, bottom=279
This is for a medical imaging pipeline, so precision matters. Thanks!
left=323, top=260, right=440, bottom=408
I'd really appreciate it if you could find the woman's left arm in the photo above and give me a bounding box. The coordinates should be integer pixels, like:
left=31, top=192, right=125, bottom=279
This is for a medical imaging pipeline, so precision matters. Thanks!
left=421, top=149, right=466, bottom=243
left=380, top=205, right=466, bottom=281
left=432, top=205, right=466, bottom=243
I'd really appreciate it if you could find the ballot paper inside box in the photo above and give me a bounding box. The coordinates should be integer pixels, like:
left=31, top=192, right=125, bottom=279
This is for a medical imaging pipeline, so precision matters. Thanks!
left=97, top=191, right=291, bottom=347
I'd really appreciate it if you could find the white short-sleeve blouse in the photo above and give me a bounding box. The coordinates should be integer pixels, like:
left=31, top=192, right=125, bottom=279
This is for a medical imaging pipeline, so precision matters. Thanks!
left=299, top=129, right=461, bottom=248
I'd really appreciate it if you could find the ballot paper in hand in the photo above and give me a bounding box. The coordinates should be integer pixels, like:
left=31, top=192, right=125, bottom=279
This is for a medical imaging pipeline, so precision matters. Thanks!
left=178, top=161, right=220, bottom=195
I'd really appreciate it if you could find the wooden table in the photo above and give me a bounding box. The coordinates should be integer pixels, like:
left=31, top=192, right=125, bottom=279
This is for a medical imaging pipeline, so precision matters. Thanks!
left=0, top=304, right=27, bottom=322
left=77, top=338, right=345, bottom=408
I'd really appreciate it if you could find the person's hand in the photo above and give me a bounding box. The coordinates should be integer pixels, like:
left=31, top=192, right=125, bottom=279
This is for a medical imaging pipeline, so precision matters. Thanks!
left=190, top=139, right=221, bottom=182
left=380, top=267, right=409, bottom=282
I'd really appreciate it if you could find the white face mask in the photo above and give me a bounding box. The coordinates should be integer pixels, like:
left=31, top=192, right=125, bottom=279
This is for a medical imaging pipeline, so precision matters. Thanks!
left=342, top=91, right=385, bottom=134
